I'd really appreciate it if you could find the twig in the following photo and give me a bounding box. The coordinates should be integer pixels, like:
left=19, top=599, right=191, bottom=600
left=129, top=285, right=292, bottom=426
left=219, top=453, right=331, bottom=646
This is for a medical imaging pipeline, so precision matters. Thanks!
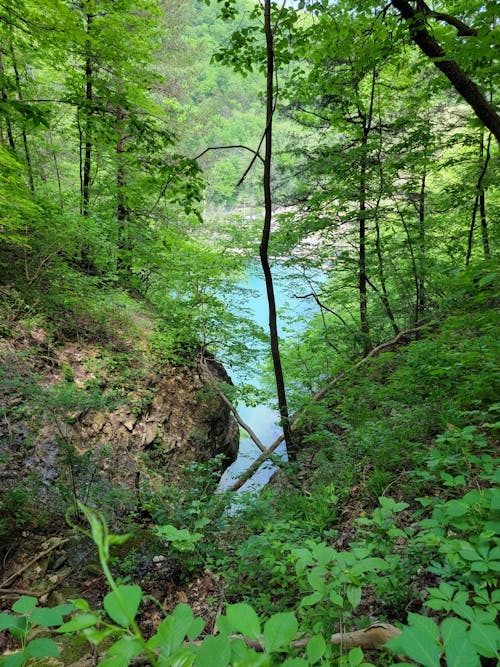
left=228, top=321, right=436, bottom=492
left=0, top=538, right=69, bottom=589
left=198, top=356, right=284, bottom=468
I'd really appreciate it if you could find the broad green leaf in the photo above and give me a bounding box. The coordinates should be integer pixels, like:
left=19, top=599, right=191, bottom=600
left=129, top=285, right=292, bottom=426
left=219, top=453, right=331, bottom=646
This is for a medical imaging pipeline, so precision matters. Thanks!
left=470, top=621, right=500, bottom=658
left=106, top=636, right=143, bottom=660
left=307, top=567, right=326, bottom=592
left=306, top=634, right=326, bottom=663
left=348, top=646, right=364, bottom=666
left=263, top=612, right=297, bottom=652
left=57, top=613, right=101, bottom=633
left=346, top=585, right=362, bottom=609
left=441, top=618, right=480, bottom=667
left=150, top=604, right=195, bottom=656
left=329, top=590, right=344, bottom=607
left=12, top=596, right=37, bottom=615
left=103, top=585, right=142, bottom=627
left=386, top=615, right=440, bottom=667
left=350, top=558, right=388, bottom=575
left=312, top=543, right=336, bottom=566
left=0, top=613, right=25, bottom=633
left=226, top=603, right=261, bottom=640
left=301, top=592, right=323, bottom=607
left=24, top=638, right=60, bottom=658
left=83, top=626, right=116, bottom=644
left=0, top=652, right=26, bottom=667
left=216, top=614, right=233, bottom=637
left=30, top=606, right=69, bottom=627
left=187, top=616, right=205, bottom=641
left=71, top=598, right=92, bottom=611
left=195, top=635, right=231, bottom=667
left=281, top=659, right=308, bottom=666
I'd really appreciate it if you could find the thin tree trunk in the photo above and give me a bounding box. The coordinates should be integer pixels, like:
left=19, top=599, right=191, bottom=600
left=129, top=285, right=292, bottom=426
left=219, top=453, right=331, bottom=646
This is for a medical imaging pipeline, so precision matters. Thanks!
left=391, top=0, right=500, bottom=142
left=358, top=154, right=371, bottom=355
left=261, top=0, right=295, bottom=460
left=416, top=169, right=426, bottom=324
left=396, top=204, right=420, bottom=326
left=10, top=44, right=34, bottom=193
left=0, top=51, right=16, bottom=151
left=479, top=133, right=491, bottom=260
left=82, top=8, right=93, bottom=219
left=466, top=132, right=492, bottom=265
left=358, top=69, right=376, bottom=355
left=115, top=105, right=130, bottom=275
left=374, top=220, right=399, bottom=335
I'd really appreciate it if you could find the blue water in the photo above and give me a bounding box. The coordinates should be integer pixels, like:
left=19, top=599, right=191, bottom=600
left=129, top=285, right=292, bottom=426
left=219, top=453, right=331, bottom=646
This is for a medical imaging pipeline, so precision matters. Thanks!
left=218, top=261, right=321, bottom=493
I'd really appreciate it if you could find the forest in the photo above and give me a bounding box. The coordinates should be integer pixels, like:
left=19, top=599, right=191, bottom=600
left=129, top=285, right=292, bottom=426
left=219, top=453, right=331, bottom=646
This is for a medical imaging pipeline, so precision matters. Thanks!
left=0, top=0, right=498, bottom=665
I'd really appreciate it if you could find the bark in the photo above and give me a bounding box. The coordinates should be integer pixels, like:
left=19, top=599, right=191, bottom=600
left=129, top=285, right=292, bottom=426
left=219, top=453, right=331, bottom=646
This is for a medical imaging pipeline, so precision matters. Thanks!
left=374, top=221, right=400, bottom=335
left=10, top=44, right=34, bottom=192
left=416, top=169, right=426, bottom=324
left=390, top=0, right=500, bottom=142
left=261, top=0, right=295, bottom=460
left=466, top=132, right=492, bottom=265
left=358, top=69, right=376, bottom=355
left=0, top=51, right=16, bottom=151
left=82, top=8, right=93, bottom=218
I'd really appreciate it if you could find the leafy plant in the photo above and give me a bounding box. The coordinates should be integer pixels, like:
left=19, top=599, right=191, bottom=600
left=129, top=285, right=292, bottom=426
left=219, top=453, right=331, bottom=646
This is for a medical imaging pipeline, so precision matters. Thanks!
left=0, top=596, right=74, bottom=667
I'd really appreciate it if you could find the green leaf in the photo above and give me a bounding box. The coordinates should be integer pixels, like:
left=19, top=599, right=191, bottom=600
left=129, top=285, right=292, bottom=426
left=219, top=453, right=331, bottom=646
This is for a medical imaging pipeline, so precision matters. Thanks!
left=83, top=627, right=116, bottom=644
left=469, top=621, right=500, bottom=658
left=306, top=635, right=326, bottom=663
left=348, top=646, right=364, bottom=666
left=196, top=635, right=231, bottom=667
left=300, top=592, right=323, bottom=607
left=106, top=636, right=143, bottom=660
left=24, top=638, right=60, bottom=658
left=0, top=653, right=26, bottom=667
left=151, top=604, right=194, bottom=656
left=441, top=618, right=480, bottom=667
left=281, top=659, right=308, bottom=666
left=107, top=533, right=131, bottom=546
left=57, top=613, right=101, bottom=633
left=103, top=585, right=142, bottom=627
left=187, top=616, right=205, bottom=641
left=216, top=615, right=233, bottom=638
left=226, top=603, right=261, bottom=640
left=263, top=612, right=297, bottom=652
left=350, top=557, right=388, bottom=575
left=0, top=613, right=25, bottom=633
left=346, top=585, right=362, bottom=609
left=30, top=606, right=69, bottom=627
left=386, top=615, right=440, bottom=667
left=12, top=596, right=38, bottom=615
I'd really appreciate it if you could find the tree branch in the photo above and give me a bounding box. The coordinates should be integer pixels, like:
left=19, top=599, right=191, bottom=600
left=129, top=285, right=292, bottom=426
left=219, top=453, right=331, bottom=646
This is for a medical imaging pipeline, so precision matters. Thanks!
left=390, top=0, right=500, bottom=142
left=227, top=321, right=435, bottom=492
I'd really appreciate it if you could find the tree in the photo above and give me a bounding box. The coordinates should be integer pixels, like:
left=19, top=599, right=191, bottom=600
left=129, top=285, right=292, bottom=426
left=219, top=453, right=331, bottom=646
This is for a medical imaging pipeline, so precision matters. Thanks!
left=389, top=0, right=500, bottom=141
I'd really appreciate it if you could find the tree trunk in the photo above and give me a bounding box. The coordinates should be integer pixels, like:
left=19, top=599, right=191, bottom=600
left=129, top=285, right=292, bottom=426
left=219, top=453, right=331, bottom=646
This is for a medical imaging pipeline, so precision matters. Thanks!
left=466, top=132, right=492, bottom=265
left=10, top=44, right=34, bottom=193
left=416, top=169, right=426, bottom=325
left=391, top=0, right=500, bottom=142
left=0, top=51, right=16, bottom=151
left=261, top=0, right=295, bottom=460
left=82, top=8, right=94, bottom=219
left=374, top=220, right=399, bottom=335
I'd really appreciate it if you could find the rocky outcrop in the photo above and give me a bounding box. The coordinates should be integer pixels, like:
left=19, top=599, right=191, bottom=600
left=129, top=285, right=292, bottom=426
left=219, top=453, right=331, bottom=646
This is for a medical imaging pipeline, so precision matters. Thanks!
left=0, top=331, right=239, bottom=532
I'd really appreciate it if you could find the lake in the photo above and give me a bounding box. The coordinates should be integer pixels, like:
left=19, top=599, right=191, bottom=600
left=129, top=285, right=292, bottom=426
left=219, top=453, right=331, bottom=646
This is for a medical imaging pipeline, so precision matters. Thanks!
left=218, top=261, right=321, bottom=493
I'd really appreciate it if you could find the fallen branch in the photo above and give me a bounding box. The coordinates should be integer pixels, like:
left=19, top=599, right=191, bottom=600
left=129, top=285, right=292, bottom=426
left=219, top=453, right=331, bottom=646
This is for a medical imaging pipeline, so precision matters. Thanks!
left=208, top=621, right=402, bottom=652
left=228, top=322, right=435, bottom=492
left=0, top=538, right=69, bottom=589
left=198, top=356, right=285, bottom=470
